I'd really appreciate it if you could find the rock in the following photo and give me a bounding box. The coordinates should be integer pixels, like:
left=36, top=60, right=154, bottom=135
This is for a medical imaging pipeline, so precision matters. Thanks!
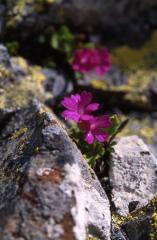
left=0, top=5, right=5, bottom=36
left=0, top=99, right=111, bottom=240
left=0, top=44, right=12, bottom=86
left=0, top=44, right=69, bottom=111
left=110, top=135, right=157, bottom=217
left=111, top=224, right=127, bottom=240
left=84, top=31, right=157, bottom=112
left=3, top=0, right=157, bottom=44
left=116, top=113, right=157, bottom=159
left=42, top=68, right=72, bottom=100
left=112, top=196, right=157, bottom=240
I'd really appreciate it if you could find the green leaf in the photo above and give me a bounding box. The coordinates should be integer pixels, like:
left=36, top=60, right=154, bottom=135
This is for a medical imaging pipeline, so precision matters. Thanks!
left=51, top=34, right=59, bottom=49
left=60, top=26, right=74, bottom=42
left=106, top=114, right=120, bottom=136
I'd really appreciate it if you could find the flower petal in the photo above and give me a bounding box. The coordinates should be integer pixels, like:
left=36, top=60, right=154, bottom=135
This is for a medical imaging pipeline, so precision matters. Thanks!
left=94, top=129, right=109, bottom=142
left=80, top=91, right=92, bottom=106
left=61, top=97, right=78, bottom=111
left=71, top=94, right=80, bottom=103
left=86, top=103, right=100, bottom=113
left=80, top=114, right=94, bottom=121
left=84, top=131, right=94, bottom=144
left=95, top=66, right=105, bottom=75
left=61, top=110, right=80, bottom=123
left=94, top=115, right=111, bottom=128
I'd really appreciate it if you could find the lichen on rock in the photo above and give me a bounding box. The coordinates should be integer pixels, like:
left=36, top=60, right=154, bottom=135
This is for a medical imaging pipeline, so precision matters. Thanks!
left=0, top=47, right=53, bottom=111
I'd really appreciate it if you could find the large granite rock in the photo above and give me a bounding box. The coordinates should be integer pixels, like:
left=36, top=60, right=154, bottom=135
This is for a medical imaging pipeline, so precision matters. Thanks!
left=110, top=135, right=157, bottom=217
left=0, top=100, right=111, bottom=240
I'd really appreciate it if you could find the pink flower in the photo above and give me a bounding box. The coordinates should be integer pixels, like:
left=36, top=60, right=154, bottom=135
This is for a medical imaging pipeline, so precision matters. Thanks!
left=80, top=115, right=111, bottom=144
left=61, top=91, right=100, bottom=123
left=71, top=48, right=111, bottom=75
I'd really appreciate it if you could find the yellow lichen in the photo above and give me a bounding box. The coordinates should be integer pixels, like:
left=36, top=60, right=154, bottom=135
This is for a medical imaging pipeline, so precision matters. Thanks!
left=112, top=194, right=157, bottom=240
left=7, top=0, right=56, bottom=27
left=0, top=65, right=11, bottom=79
left=112, top=31, right=157, bottom=71
left=12, top=57, right=28, bottom=71
left=150, top=212, right=157, bottom=240
left=112, top=209, right=145, bottom=227
left=112, top=214, right=125, bottom=225
left=86, top=236, right=99, bottom=240
left=91, top=79, right=108, bottom=90
left=10, top=127, right=28, bottom=140
left=7, top=0, right=33, bottom=27
left=117, top=114, right=157, bottom=148
left=0, top=57, right=52, bottom=110
left=90, top=31, right=157, bottom=109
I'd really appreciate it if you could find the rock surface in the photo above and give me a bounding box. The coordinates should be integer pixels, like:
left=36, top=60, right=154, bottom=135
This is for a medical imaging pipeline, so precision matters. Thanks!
left=112, top=195, right=157, bottom=240
left=0, top=100, right=111, bottom=240
left=2, top=0, right=157, bottom=44
left=0, top=44, right=69, bottom=112
left=110, top=135, right=157, bottom=217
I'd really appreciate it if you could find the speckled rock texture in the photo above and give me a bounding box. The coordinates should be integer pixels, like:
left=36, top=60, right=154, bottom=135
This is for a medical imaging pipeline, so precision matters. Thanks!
left=0, top=100, right=111, bottom=240
left=0, top=44, right=69, bottom=112
left=112, top=195, right=157, bottom=240
left=110, top=135, right=157, bottom=217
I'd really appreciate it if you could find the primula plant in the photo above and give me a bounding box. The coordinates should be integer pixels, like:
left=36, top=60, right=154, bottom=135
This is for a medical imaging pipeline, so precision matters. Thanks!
left=61, top=91, right=128, bottom=170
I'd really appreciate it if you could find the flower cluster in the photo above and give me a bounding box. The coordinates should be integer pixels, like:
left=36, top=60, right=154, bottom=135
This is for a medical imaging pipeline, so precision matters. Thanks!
left=71, top=48, right=111, bottom=75
left=61, top=91, right=111, bottom=144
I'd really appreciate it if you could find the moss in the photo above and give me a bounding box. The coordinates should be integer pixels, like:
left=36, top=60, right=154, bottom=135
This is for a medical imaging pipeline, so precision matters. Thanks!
left=0, top=57, right=52, bottom=110
left=6, top=41, right=19, bottom=55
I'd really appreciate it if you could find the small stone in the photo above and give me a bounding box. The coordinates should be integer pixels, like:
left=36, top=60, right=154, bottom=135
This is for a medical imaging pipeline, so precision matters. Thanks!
left=110, top=135, right=157, bottom=216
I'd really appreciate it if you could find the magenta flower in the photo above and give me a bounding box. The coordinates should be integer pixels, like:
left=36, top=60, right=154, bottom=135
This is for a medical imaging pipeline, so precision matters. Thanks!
left=61, top=91, right=100, bottom=123
left=71, top=48, right=111, bottom=75
left=80, top=115, right=111, bottom=144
